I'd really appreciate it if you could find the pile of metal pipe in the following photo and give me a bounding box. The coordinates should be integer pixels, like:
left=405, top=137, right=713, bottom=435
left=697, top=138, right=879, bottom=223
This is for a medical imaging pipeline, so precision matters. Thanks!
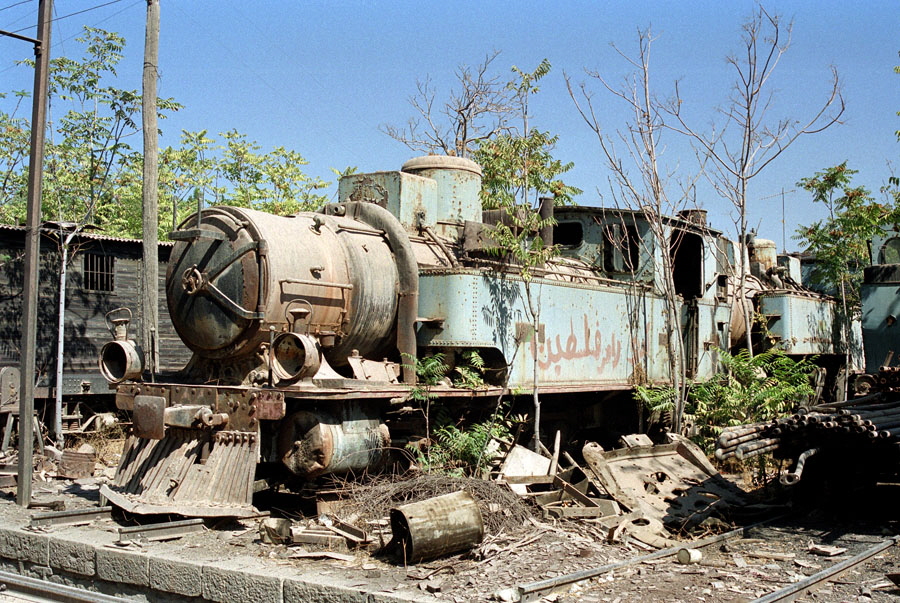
left=714, top=392, right=900, bottom=485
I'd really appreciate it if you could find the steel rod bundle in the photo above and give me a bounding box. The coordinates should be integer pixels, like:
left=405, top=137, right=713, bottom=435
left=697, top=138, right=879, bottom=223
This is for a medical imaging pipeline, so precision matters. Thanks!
left=715, top=393, right=900, bottom=485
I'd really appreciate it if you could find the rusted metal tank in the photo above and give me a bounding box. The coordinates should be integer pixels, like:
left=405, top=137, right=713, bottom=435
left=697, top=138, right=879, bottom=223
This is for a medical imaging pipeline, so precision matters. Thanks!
left=750, top=237, right=778, bottom=277
left=389, top=490, right=484, bottom=563
left=166, top=206, right=399, bottom=367
left=277, top=406, right=390, bottom=478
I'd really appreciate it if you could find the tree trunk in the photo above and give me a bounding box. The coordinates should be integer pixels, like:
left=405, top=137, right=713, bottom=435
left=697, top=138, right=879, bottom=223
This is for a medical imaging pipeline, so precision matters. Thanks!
left=526, top=284, right=542, bottom=452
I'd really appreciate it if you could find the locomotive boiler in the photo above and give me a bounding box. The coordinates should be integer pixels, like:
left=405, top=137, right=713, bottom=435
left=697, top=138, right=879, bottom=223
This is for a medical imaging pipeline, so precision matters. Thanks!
left=98, top=155, right=851, bottom=517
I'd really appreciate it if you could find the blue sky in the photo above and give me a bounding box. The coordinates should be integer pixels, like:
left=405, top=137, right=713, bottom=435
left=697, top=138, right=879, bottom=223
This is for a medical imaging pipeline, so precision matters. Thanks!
left=1, top=1, right=897, bottom=251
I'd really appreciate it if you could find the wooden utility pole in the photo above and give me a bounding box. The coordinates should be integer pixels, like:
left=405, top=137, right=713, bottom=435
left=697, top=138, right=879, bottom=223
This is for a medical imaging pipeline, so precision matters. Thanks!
left=141, top=0, right=160, bottom=373
left=17, top=0, right=53, bottom=507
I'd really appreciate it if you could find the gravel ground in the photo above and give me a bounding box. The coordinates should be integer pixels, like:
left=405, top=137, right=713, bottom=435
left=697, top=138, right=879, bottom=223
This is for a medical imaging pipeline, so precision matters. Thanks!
left=0, top=465, right=897, bottom=602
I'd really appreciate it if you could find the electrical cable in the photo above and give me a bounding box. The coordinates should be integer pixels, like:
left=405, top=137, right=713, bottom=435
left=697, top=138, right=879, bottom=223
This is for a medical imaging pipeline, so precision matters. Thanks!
left=0, top=0, right=32, bottom=13
left=8, top=0, right=125, bottom=34
left=0, top=0, right=140, bottom=76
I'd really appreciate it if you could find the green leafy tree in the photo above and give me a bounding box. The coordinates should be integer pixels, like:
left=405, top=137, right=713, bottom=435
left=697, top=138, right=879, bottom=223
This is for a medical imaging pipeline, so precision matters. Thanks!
left=212, top=130, right=329, bottom=215
left=475, top=59, right=581, bottom=452
left=159, top=130, right=218, bottom=232
left=0, top=91, right=31, bottom=217
left=476, top=130, right=580, bottom=210
left=0, top=28, right=181, bottom=235
left=41, top=28, right=180, bottom=232
left=0, top=28, right=331, bottom=239
left=795, top=163, right=898, bottom=315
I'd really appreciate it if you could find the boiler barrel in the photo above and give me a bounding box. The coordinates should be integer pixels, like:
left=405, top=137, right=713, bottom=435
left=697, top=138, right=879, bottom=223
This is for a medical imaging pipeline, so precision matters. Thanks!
left=166, top=206, right=399, bottom=365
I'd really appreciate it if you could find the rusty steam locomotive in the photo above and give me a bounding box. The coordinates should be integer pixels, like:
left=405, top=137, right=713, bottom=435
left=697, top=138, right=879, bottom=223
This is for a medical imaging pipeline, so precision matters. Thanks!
left=97, top=155, right=851, bottom=517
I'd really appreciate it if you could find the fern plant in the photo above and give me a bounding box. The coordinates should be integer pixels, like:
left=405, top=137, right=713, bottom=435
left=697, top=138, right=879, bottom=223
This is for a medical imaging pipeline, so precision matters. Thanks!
left=453, top=349, right=487, bottom=389
left=634, top=348, right=816, bottom=453
left=690, top=348, right=816, bottom=452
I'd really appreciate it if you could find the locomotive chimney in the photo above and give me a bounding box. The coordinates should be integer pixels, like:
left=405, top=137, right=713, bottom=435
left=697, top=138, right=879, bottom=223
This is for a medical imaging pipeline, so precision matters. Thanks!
left=677, top=208, right=708, bottom=227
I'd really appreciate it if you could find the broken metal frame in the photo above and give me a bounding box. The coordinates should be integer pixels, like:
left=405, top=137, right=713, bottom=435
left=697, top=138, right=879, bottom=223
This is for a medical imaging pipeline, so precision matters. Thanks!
left=116, top=518, right=205, bottom=543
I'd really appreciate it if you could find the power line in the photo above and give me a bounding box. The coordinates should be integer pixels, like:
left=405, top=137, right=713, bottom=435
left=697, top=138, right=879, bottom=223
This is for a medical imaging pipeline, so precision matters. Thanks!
left=0, top=0, right=32, bottom=13
left=8, top=0, right=124, bottom=34
left=0, top=0, right=139, bottom=76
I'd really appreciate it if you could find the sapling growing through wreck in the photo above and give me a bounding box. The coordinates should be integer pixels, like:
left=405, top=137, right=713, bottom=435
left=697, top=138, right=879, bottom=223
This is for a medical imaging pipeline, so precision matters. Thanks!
left=476, top=59, right=579, bottom=452
left=567, top=28, right=700, bottom=431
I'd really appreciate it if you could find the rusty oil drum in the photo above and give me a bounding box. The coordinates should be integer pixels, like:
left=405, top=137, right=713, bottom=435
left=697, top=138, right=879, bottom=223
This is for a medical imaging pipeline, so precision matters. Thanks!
left=389, top=490, right=484, bottom=563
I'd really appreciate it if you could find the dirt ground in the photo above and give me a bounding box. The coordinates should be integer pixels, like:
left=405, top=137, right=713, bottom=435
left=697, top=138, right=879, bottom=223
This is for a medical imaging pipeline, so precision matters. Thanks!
left=0, top=460, right=897, bottom=602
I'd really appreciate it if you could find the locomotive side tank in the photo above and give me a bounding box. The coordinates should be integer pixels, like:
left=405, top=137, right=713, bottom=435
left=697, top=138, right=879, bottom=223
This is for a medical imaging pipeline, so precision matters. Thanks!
left=99, top=155, right=852, bottom=518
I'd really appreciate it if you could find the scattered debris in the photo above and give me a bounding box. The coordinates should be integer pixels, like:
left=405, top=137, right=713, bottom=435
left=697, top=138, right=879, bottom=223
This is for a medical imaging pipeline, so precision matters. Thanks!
left=748, top=550, right=795, bottom=561
left=337, top=474, right=535, bottom=538
left=59, top=448, right=95, bottom=479
left=29, top=506, right=112, bottom=528
left=116, top=518, right=205, bottom=543
left=582, top=434, right=751, bottom=541
left=27, top=500, right=64, bottom=511
left=808, top=544, right=848, bottom=557
left=291, top=525, right=349, bottom=550
left=258, top=518, right=291, bottom=545
left=677, top=548, right=702, bottom=564
left=43, top=446, right=63, bottom=462
left=498, top=445, right=552, bottom=495
left=289, top=550, right=355, bottom=562
left=327, top=518, right=370, bottom=546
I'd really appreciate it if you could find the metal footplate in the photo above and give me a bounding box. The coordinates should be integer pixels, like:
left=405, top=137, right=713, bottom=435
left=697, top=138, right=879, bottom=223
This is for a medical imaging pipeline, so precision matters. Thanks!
left=100, top=428, right=259, bottom=518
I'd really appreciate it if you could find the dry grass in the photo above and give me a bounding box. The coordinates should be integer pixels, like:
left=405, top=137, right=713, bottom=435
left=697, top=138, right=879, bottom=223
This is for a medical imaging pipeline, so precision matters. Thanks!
left=66, top=420, right=127, bottom=466
left=334, top=472, right=538, bottom=536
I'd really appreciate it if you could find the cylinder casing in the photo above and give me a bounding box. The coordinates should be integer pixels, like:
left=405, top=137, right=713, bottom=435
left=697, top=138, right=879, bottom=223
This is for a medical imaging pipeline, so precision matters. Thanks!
left=277, top=409, right=390, bottom=478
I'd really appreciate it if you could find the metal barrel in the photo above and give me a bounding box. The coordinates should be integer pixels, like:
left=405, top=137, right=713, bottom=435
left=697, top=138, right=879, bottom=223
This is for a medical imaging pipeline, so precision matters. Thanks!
left=389, top=490, right=484, bottom=564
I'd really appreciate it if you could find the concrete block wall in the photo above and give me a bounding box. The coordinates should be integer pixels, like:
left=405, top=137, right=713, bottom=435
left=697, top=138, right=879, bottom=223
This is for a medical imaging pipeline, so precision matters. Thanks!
left=0, top=523, right=434, bottom=602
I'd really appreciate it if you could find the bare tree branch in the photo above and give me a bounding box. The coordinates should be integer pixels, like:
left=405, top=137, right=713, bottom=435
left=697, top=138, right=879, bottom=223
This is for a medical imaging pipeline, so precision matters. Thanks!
left=567, top=27, right=706, bottom=431
left=663, top=4, right=844, bottom=358
left=380, top=51, right=513, bottom=158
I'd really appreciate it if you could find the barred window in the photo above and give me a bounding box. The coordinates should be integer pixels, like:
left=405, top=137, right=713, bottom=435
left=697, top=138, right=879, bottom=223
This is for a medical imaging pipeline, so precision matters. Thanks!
left=83, top=253, right=114, bottom=292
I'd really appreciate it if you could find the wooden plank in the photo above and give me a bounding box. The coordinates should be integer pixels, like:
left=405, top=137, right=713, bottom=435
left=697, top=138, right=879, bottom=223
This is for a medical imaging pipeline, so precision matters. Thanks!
left=553, top=476, right=598, bottom=507
left=291, top=527, right=348, bottom=550
left=503, top=475, right=557, bottom=485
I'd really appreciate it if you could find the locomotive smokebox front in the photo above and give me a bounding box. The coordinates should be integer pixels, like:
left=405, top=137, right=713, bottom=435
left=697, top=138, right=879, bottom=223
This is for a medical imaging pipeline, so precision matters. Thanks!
left=166, top=206, right=400, bottom=368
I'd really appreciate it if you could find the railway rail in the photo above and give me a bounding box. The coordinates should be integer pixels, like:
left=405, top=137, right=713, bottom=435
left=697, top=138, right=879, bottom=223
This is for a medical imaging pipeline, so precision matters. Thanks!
left=0, top=570, right=128, bottom=602
left=756, top=536, right=900, bottom=602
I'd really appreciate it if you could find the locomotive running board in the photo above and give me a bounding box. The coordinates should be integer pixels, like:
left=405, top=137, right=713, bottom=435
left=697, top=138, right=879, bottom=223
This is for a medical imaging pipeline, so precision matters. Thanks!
left=99, top=428, right=259, bottom=518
